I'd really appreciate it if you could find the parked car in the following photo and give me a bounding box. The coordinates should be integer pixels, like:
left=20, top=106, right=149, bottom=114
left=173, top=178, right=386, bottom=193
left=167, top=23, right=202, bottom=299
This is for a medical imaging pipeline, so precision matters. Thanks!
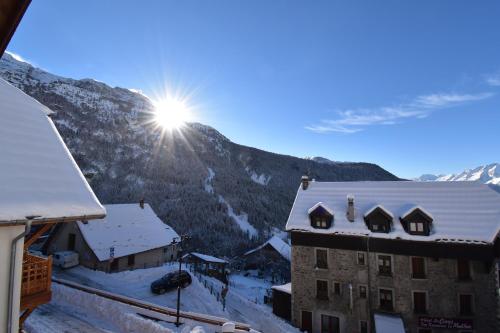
left=52, top=251, right=79, bottom=269
left=151, top=270, right=192, bottom=294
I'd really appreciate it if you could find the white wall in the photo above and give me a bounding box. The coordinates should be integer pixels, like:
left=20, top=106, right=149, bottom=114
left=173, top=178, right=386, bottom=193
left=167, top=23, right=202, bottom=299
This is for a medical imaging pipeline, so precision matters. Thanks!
left=0, top=225, right=24, bottom=333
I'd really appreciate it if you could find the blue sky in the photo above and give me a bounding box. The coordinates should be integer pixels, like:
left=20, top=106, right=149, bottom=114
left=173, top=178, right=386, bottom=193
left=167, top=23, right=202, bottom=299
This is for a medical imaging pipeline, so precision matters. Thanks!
left=7, top=0, right=500, bottom=178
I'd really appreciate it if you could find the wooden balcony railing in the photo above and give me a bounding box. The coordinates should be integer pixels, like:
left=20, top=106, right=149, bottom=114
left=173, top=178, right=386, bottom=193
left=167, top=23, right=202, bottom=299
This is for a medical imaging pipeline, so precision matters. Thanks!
left=21, top=252, right=52, bottom=311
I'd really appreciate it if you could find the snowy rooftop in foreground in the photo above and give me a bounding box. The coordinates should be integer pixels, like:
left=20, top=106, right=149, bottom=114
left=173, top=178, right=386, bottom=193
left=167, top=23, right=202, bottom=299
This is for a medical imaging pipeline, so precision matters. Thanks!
left=77, top=203, right=179, bottom=261
left=186, top=252, right=228, bottom=264
left=0, top=78, right=105, bottom=222
left=244, top=236, right=291, bottom=261
left=286, top=181, right=500, bottom=244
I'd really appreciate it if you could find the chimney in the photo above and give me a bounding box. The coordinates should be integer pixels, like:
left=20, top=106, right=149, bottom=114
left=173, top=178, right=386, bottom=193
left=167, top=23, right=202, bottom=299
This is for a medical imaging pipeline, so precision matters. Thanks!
left=139, top=199, right=145, bottom=209
left=301, top=175, right=309, bottom=190
left=347, top=194, right=355, bottom=222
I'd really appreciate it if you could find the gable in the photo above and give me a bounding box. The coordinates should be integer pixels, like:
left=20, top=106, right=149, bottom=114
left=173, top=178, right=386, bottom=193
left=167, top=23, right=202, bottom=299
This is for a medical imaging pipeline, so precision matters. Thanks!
left=364, top=206, right=393, bottom=233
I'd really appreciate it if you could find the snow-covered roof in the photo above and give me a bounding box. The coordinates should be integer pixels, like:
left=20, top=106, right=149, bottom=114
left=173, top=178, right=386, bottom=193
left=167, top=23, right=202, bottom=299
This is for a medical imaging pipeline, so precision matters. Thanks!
left=77, top=203, right=179, bottom=261
left=364, top=204, right=394, bottom=219
left=187, top=252, right=228, bottom=264
left=401, top=205, right=434, bottom=221
left=286, top=181, right=500, bottom=244
left=307, top=202, right=334, bottom=216
left=374, top=313, right=405, bottom=333
left=271, top=282, right=291, bottom=294
left=0, top=78, right=105, bottom=223
left=244, top=236, right=291, bottom=261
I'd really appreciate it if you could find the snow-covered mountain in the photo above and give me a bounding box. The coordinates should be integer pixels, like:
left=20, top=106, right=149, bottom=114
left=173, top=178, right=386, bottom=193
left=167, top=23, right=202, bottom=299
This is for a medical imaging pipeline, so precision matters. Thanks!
left=0, top=52, right=398, bottom=255
left=415, top=163, right=500, bottom=185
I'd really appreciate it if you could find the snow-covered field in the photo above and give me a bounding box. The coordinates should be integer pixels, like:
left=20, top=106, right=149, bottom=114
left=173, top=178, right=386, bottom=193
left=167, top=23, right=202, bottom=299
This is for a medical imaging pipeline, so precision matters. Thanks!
left=30, top=263, right=299, bottom=333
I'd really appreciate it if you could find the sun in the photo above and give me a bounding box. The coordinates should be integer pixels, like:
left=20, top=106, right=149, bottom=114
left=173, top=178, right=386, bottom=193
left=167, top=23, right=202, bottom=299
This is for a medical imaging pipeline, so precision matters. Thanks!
left=153, top=97, right=191, bottom=130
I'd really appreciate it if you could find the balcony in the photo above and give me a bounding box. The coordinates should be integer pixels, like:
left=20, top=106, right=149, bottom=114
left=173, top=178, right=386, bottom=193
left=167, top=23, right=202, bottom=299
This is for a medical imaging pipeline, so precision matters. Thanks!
left=20, top=252, right=52, bottom=312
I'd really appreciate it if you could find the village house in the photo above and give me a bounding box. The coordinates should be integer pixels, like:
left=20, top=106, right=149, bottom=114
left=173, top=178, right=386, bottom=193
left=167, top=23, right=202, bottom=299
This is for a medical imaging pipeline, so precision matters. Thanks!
left=243, top=235, right=291, bottom=281
left=46, top=202, right=179, bottom=273
left=286, top=176, right=500, bottom=333
left=0, top=76, right=106, bottom=332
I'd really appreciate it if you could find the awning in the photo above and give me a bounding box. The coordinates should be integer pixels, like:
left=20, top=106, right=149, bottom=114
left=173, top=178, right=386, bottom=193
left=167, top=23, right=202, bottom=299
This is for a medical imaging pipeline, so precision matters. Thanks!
left=374, top=313, right=405, bottom=333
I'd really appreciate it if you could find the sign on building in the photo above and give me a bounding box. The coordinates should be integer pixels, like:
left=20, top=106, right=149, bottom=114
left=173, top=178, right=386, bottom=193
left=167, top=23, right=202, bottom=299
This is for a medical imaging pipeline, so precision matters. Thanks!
left=419, top=317, right=473, bottom=330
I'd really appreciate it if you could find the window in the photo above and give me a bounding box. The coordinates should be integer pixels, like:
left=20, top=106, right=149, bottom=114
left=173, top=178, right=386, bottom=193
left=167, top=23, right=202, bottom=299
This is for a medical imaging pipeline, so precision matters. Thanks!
left=410, top=222, right=425, bottom=232
left=357, top=252, right=366, bottom=265
left=378, top=255, right=392, bottom=276
left=412, top=257, right=426, bottom=279
left=360, top=321, right=368, bottom=333
left=110, top=258, right=119, bottom=272
left=457, top=259, right=471, bottom=280
left=321, top=315, right=339, bottom=333
left=379, top=289, right=393, bottom=311
left=459, top=294, right=473, bottom=315
left=313, top=218, right=329, bottom=228
left=316, top=249, right=328, bottom=269
left=413, top=291, right=427, bottom=313
left=127, top=254, right=135, bottom=267
left=370, top=222, right=389, bottom=233
left=316, top=280, right=329, bottom=300
left=359, top=285, right=367, bottom=299
left=333, top=282, right=341, bottom=295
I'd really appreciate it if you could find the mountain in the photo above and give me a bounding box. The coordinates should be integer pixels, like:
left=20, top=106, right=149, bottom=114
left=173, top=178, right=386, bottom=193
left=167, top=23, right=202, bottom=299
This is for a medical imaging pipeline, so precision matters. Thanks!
left=415, top=163, right=500, bottom=185
left=0, top=52, right=399, bottom=256
left=415, top=163, right=500, bottom=193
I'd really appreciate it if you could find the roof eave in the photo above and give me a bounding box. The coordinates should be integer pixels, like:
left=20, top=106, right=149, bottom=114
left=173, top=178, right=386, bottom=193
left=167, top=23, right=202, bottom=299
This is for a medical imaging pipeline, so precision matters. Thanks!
left=0, top=213, right=106, bottom=227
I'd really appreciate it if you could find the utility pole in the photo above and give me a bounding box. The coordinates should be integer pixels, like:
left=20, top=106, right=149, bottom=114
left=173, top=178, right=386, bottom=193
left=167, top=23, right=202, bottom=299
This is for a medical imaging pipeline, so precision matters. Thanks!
left=174, top=234, right=190, bottom=327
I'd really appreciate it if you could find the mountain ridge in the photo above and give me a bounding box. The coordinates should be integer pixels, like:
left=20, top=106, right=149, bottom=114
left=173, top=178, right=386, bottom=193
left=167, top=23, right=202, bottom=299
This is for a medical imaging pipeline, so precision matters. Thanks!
left=415, top=163, right=500, bottom=185
left=0, top=52, right=399, bottom=255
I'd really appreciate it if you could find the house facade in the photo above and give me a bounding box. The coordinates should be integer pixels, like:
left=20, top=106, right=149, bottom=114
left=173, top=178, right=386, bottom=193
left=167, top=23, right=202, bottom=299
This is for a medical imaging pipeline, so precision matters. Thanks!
left=286, top=177, right=500, bottom=333
left=46, top=203, right=179, bottom=273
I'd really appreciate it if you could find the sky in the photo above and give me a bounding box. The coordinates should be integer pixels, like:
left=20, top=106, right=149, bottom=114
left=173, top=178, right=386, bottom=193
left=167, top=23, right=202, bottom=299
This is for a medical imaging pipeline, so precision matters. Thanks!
left=6, top=0, right=500, bottom=178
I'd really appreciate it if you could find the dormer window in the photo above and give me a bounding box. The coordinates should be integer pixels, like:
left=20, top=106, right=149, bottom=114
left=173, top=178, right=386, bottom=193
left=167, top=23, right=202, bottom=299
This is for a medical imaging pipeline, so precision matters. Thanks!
left=409, top=221, right=425, bottom=233
left=400, top=206, right=433, bottom=236
left=308, top=202, right=334, bottom=229
left=364, top=205, right=393, bottom=234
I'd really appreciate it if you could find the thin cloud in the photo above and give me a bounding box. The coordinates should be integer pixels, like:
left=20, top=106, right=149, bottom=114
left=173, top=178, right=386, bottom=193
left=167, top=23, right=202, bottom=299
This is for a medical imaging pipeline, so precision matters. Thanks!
left=485, top=72, right=500, bottom=86
left=306, top=92, right=494, bottom=134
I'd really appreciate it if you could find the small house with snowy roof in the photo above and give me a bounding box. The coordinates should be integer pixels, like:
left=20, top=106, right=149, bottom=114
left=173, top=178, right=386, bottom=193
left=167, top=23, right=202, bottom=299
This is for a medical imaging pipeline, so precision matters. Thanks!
left=46, top=202, right=179, bottom=273
left=183, top=252, right=228, bottom=282
left=286, top=176, right=500, bottom=333
left=243, top=236, right=291, bottom=280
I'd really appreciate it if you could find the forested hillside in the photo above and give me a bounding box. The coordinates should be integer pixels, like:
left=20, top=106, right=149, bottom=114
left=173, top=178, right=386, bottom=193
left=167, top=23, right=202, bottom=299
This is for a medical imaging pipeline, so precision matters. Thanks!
left=0, top=53, right=399, bottom=255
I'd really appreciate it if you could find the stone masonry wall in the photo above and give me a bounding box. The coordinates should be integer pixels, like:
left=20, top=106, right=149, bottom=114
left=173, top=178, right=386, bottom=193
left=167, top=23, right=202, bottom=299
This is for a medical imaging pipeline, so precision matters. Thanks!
left=291, top=244, right=499, bottom=333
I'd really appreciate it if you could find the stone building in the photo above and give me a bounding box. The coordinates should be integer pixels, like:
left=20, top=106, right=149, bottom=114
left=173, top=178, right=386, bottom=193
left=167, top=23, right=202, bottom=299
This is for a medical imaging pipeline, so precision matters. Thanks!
left=46, top=202, right=179, bottom=272
left=286, top=177, right=500, bottom=333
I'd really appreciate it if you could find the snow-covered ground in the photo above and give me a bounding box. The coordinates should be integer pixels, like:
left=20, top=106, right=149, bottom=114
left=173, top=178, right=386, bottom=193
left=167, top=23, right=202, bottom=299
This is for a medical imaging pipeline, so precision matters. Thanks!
left=46, top=263, right=299, bottom=333
left=25, top=284, right=208, bottom=333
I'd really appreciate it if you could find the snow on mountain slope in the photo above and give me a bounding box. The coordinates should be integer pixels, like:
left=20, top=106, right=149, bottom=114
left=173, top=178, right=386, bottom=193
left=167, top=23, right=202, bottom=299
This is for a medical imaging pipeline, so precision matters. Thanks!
left=416, top=163, right=500, bottom=185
